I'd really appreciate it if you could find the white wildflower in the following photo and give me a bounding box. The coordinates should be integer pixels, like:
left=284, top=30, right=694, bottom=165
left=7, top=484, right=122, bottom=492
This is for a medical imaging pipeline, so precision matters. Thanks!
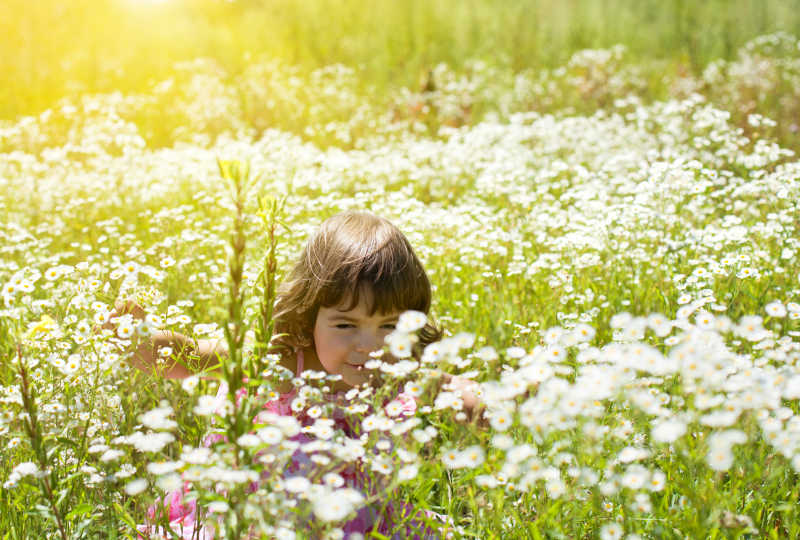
left=396, top=310, right=427, bottom=332
left=124, top=478, right=148, bottom=496
left=600, top=522, right=624, bottom=540
left=285, top=476, right=311, bottom=493
left=139, top=406, right=177, bottom=431
left=651, top=418, right=687, bottom=443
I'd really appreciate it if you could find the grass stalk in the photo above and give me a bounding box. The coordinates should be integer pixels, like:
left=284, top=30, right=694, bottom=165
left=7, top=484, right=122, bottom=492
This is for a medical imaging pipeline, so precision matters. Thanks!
left=253, top=194, right=287, bottom=367
left=217, top=158, right=255, bottom=540
left=16, top=344, right=69, bottom=540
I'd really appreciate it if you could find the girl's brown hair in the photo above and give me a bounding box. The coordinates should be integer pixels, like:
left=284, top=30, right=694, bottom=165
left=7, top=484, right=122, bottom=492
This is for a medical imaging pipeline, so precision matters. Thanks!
left=272, top=211, right=441, bottom=359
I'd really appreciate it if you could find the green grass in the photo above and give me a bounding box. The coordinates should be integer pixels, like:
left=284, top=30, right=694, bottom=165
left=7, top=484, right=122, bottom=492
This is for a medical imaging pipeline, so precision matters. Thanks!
left=2, top=0, right=800, bottom=121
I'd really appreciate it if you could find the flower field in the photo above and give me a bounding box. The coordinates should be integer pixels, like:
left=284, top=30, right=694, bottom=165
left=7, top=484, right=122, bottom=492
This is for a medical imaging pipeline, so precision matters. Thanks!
left=2, top=28, right=800, bottom=539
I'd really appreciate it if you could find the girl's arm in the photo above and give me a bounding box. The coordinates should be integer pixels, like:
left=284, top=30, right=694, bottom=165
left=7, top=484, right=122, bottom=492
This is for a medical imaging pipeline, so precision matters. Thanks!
left=101, top=300, right=226, bottom=379
left=129, top=330, right=226, bottom=379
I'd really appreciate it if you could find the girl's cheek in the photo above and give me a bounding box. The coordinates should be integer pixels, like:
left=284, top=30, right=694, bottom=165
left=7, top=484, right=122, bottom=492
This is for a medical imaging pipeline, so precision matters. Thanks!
left=330, top=332, right=348, bottom=348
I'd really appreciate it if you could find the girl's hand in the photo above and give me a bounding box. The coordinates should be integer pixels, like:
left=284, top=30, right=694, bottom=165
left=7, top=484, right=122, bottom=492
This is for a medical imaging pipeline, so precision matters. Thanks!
left=443, top=373, right=488, bottom=428
left=92, top=299, right=146, bottom=339
left=99, top=299, right=146, bottom=332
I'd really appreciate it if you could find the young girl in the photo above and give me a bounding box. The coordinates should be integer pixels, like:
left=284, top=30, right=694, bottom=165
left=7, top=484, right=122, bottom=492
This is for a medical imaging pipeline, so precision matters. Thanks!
left=111, top=211, right=479, bottom=539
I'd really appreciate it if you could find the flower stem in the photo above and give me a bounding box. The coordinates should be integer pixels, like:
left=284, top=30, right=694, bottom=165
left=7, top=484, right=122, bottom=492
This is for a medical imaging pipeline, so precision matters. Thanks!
left=17, top=344, right=69, bottom=540
left=253, top=194, right=287, bottom=368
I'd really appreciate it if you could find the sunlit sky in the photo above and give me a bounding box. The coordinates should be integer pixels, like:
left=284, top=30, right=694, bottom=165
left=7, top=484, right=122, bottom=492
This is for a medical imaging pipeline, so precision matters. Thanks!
left=123, top=0, right=173, bottom=5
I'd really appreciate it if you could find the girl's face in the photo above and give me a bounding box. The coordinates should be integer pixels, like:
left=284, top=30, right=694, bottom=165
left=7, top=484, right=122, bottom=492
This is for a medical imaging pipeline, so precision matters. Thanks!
left=313, top=289, right=400, bottom=389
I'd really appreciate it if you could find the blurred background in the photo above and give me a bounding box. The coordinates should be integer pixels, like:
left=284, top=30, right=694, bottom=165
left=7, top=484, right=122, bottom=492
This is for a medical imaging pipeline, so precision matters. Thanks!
left=3, top=0, right=799, bottom=119
left=2, top=0, right=800, bottom=151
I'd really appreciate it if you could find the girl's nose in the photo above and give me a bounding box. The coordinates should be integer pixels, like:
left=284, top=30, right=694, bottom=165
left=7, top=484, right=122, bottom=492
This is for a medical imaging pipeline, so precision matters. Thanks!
left=355, top=331, right=382, bottom=353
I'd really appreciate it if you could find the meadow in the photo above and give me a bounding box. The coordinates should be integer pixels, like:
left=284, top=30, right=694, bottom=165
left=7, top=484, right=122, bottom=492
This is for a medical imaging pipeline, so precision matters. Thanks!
left=2, top=2, right=800, bottom=539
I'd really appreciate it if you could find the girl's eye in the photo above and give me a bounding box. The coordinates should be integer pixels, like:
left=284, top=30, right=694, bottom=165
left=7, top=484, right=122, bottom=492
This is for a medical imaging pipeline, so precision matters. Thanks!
left=335, top=324, right=355, bottom=329
left=382, top=324, right=397, bottom=330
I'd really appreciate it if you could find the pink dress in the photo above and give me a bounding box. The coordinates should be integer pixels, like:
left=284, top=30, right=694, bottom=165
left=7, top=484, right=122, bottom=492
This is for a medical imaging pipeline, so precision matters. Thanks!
left=138, top=351, right=452, bottom=540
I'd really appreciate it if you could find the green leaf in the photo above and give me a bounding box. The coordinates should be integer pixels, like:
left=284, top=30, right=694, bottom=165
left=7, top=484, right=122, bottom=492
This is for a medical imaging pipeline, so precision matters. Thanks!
left=113, top=502, right=137, bottom=531
left=56, top=437, right=81, bottom=450
left=56, top=487, right=70, bottom=507
left=33, top=503, right=53, bottom=519
left=65, top=502, right=93, bottom=520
